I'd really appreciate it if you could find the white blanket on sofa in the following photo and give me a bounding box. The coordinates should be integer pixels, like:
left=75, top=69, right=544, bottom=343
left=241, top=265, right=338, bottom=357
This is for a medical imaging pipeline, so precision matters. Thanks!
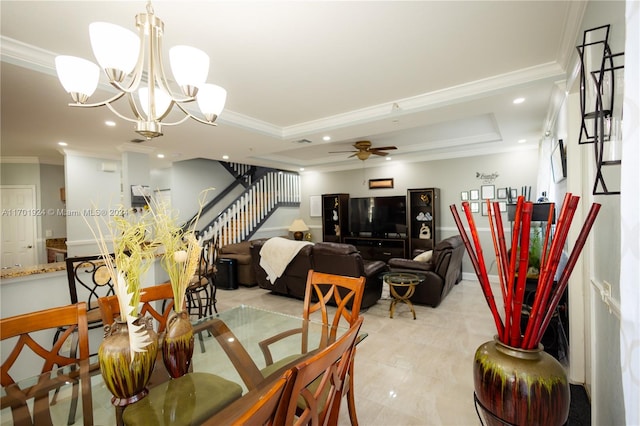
left=259, top=237, right=313, bottom=284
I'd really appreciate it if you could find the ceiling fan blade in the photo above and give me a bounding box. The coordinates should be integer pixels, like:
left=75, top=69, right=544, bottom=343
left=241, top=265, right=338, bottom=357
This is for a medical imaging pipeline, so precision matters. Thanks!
left=370, top=146, right=397, bottom=151
left=348, top=153, right=358, bottom=158
left=371, top=151, right=389, bottom=156
left=328, top=150, right=358, bottom=154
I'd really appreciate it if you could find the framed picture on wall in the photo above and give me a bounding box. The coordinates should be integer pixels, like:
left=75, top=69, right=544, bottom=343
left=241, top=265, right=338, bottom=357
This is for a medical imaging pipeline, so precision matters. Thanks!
left=470, top=202, right=480, bottom=213
left=481, top=185, right=495, bottom=200
left=309, top=195, right=322, bottom=217
left=470, top=189, right=480, bottom=200
left=461, top=191, right=469, bottom=201
left=497, top=188, right=508, bottom=199
left=481, top=202, right=489, bottom=216
left=551, top=139, right=567, bottom=183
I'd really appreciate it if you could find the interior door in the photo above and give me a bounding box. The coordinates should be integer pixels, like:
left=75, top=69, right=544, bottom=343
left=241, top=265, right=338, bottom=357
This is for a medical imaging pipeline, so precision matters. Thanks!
left=1, top=186, right=37, bottom=268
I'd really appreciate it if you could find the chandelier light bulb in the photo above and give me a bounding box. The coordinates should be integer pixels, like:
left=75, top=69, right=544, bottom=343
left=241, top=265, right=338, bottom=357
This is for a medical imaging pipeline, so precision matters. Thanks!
left=170, top=45, right=210, bottom=97
left=55, top=55, right=100, bottom=103
left=55, top=1, right=226, bottom=139
left=197, top=84, right=227, bottom=122
left=90, top=22, right=140, bottom=81
left=138, top=86, right=172, bottom=119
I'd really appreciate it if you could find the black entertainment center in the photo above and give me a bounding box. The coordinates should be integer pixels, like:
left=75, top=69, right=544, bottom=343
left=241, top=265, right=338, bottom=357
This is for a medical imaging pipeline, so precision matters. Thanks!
left=321, top=189, right=439, bottom=263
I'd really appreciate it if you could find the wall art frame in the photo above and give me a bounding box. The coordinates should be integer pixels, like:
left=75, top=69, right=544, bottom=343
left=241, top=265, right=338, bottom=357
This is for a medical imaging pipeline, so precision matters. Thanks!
left=481, top=184, right=495, bottom=200
left=369, top=178, right=394, bottom=189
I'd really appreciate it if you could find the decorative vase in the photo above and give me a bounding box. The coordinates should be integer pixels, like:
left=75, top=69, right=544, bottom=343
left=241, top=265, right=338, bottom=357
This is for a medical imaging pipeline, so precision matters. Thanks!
left=473, top=337, right=570, bottom=426
left=99, top=316, right=158, bottom=406
left=162, top=310, right=195, bottom=378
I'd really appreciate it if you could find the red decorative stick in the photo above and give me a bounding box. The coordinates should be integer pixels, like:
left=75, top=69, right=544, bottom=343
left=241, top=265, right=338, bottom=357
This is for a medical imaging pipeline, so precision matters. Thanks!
left=532, top=203, right=601, bottom=347
left=523, top=194, right=579, bottom=348
left=510, top=201, right=533, bottom=347
left=450, top=204, right=505, bottom=339
left=492, top=201, right=510, bottom=296
left=504, top=196, right=524, bottom=342
left=487, top=200, right=507, bottom=304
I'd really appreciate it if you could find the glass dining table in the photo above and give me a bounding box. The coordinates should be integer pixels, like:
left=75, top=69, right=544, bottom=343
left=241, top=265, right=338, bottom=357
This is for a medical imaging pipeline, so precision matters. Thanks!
left=1, top=305, right=353, bottom=426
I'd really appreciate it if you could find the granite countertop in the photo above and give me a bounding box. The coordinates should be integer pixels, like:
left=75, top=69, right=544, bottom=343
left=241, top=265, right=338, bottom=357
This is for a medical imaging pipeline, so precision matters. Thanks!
left=1, top=261, right=67, bottom=280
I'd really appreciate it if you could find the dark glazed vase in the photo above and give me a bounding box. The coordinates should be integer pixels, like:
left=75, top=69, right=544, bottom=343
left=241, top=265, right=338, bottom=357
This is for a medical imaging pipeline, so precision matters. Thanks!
left=473, top=337, right=570, bottom=426
left=99, top=317, right=158, bottom=406
left=162, top=310, right=195, bottom=378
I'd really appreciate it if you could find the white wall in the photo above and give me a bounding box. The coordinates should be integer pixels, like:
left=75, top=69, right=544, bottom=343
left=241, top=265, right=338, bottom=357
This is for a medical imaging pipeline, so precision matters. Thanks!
left=554, top=1, right=626, bottom=423
left=63, top=151, right=122, bottom=256
left=40, top=164, right=66, bottom=239
left=300, top=148, right=540, bottom=275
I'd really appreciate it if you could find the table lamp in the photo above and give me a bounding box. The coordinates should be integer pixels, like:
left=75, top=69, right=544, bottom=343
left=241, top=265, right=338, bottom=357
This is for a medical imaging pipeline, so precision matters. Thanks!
left=289, top=219, right=309, bottom=241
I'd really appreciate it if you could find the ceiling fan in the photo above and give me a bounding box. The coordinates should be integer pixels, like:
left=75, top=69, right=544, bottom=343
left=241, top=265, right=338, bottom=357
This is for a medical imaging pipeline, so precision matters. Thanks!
left=329, top=140, right=397, bottom=161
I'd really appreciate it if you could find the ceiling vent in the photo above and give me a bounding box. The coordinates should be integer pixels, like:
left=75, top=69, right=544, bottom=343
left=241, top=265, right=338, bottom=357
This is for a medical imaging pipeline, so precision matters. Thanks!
left=130, top=138, right=146, bottom=143
left=296, top=138, right=312, bottom=144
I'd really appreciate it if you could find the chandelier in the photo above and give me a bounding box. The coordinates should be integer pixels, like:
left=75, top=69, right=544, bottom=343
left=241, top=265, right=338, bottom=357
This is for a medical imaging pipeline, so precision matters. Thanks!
left=54, top=1, right=227, bottom=139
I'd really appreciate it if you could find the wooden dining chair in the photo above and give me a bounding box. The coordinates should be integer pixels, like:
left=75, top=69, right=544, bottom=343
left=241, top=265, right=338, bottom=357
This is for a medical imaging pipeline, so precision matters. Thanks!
left=259, top=270, right=366, bottom=425
left=280, top=317, right=364, bottom=426
left=97, top=282, right=175, bottom=333
left=216, top=368, right=296, bottom=426
left=0, top=302, right=93, bottom=426
left=186, top=236, right=218, bottom=320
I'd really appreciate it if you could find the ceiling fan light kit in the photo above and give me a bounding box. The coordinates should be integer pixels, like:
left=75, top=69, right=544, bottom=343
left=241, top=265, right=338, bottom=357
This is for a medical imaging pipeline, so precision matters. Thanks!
left=54, top=0, right=227, bottom=139
left=329, top=140, right=397, bottom=161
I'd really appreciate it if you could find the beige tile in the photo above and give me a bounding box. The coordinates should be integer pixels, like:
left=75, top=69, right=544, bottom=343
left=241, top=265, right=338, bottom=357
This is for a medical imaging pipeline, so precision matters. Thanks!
left=220, top=279, right=492, bottom=425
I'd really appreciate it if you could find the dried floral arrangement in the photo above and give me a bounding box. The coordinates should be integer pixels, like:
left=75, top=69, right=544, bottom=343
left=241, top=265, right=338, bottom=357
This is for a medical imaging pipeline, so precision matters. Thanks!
left=85, top=208, right=156, bottom=355
left=450, top=193, right=601, bottom=349
left=148, top=191, right=210, bottom=312
left=85, top=188, right=212, bottom=356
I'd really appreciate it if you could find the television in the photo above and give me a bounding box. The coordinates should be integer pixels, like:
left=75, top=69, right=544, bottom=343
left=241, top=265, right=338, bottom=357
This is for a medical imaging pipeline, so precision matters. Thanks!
left=349, top=196, right=407, bottom=238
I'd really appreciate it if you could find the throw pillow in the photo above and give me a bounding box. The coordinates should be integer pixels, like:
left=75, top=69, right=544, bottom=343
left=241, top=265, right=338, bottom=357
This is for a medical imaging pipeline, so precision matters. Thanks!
left=413, top=250, right=433, bottom=263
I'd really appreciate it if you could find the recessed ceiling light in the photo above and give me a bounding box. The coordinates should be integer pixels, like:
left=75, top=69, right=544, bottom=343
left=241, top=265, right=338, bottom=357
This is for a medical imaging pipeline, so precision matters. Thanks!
left=518, top=139, right=527, bottom=144
left=299, top=167, right=305, bottom=171
left=323, top=136, right=331, bottom=141
left=105, top=120, right=116, bottom=127
left=222, top=155, right=229, bottom=160
left=513, top=97, right=525, bottom=104
left=385, top=157, right=391, bottom=161
left=157, top=153, right=165, bottom=158
left=57, top=141, right=68, bottom=146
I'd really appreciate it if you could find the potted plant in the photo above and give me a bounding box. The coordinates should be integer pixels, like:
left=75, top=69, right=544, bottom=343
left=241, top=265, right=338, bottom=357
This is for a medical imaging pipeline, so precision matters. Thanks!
left=450, top=194, right=601, bottom=426
left=85, top=207, right=158, bottom=406
left=149, top=190, right=210, bottom=378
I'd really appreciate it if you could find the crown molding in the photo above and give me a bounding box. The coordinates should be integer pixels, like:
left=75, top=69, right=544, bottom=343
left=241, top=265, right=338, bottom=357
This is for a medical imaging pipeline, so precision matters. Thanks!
left=282, top=62, right=565, bottom=140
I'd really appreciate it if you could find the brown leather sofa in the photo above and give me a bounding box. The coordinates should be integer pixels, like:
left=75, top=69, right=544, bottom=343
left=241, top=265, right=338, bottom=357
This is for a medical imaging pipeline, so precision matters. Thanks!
left=387, top=235, right=465, bottom=307
left=218, top=241, right=257, bottom=286
left=250, top=239, right=388, bottom=308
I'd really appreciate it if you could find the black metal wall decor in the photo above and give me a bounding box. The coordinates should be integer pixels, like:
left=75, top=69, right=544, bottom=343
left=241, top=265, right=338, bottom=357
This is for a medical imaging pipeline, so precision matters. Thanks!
left=576, top=25, right=624, bottom=195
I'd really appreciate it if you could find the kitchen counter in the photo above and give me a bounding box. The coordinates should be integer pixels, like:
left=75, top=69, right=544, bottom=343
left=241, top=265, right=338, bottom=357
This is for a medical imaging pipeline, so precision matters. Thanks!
left=1, top=261, right=66, bottom=280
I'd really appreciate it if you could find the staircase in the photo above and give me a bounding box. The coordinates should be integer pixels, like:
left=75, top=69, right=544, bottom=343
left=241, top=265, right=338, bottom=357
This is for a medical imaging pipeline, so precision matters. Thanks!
left=194, top=163, right=301, bottom=246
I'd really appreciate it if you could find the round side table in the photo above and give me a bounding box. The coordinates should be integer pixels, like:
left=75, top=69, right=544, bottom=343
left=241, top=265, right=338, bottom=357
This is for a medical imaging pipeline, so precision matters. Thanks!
left=382, top=272, right=425, bottom=320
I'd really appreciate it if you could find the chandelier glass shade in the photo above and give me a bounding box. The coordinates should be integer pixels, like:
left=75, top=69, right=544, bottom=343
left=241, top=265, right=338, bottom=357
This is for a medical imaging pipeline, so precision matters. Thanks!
left=54, top=1, right=227, bottom=139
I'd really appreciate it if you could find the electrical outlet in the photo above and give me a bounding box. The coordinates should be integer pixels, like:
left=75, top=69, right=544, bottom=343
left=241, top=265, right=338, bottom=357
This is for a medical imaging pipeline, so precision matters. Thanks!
left=45, top=229, right=53, bottom=237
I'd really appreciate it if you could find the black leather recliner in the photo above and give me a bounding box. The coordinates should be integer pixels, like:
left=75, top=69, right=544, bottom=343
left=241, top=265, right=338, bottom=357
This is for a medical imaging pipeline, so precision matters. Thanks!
left=387, top=235, right=465, bottom=307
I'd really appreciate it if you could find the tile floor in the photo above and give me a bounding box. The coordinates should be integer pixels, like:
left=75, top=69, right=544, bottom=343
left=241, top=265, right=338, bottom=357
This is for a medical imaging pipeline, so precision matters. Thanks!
left=215, top=279, right=495, bottom=426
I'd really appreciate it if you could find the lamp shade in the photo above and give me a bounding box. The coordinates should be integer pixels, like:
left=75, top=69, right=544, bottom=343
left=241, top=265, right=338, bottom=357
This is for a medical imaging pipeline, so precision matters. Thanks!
left=197, top=84, right=227, bottom=121
left=138, top=86, right=172, bottom=119
left=289, top=219, right=309, bottom=232
left=170, top=45, right=209, bottom=89
left=89, top=22, right=140, bottom=74
left=55, top=55, right=100, bottom=99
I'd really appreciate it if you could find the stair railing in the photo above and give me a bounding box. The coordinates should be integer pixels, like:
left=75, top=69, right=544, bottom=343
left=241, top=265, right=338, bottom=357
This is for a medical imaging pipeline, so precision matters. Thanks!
left=198, top=170, right=300, bottom=246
